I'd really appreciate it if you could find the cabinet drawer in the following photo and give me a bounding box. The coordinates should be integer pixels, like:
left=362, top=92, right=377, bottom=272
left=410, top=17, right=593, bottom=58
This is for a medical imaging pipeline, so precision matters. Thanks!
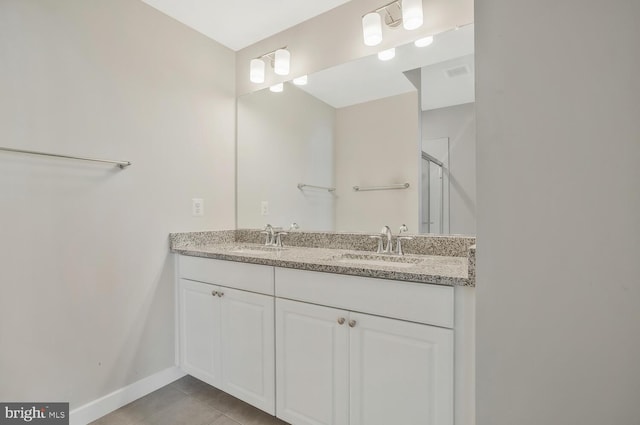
left=179, top=255, right=274, bottom=295
left=275, top=268, right=454, bottom=328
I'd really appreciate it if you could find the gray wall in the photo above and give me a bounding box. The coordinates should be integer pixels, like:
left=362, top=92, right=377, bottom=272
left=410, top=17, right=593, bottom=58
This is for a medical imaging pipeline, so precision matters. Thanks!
left=0, top=0, right=235, bottom=408
left=422, top=102, right=476, bottom=235
left=335, top=92, right=420, bottom=233
left=237, top=85, right=335, bottom=231
left=476, top=1, right=640, bottom=424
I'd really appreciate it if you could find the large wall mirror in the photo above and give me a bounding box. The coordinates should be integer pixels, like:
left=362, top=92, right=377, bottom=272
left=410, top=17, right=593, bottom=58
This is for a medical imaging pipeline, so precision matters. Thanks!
left=237, top=24, right=475, bottom=235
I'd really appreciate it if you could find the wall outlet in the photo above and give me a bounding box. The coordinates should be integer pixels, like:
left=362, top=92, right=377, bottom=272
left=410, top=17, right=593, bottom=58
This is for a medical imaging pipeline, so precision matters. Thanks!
left=192, top=198, right=204, bottom=216
left=260, top=201, right=269, bottom=216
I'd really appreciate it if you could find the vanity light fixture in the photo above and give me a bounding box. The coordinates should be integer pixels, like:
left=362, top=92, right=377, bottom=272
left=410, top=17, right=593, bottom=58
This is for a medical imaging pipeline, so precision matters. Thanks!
left=361, top=0, right=423, bottom=46
left=401, top=0, right=423, bottom=30
left=269, top=83, right=284, bottom=93
left=250, top=59, right=265, bottom=83
left=293, top=75, right=308, bottom=86
left=274, top=49, right=290, bottom=76
left=249, top=47, right=290, bottom=83
left=414, top=35, right=433, bottom=47
left=362, top=12, right=383, bottom=46
left=378, top=47, right=396, bottom=61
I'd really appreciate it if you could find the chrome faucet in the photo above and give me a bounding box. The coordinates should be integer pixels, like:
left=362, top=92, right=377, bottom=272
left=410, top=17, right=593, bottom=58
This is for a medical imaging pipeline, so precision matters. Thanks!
left=270, top=222, right=299, bottom=248
left=381, top=225, right=393, bottom=253
left=370, top=224, right=412, bottom=255
left=396, top=224, right=413, bottom=256
left=262, top=224, right=291, bottom=247
left=261, top=224, right=275, bottom=246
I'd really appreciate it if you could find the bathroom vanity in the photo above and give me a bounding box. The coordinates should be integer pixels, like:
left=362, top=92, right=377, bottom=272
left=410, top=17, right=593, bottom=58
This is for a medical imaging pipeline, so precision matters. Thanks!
left=171, top=230, right=475, bottom=425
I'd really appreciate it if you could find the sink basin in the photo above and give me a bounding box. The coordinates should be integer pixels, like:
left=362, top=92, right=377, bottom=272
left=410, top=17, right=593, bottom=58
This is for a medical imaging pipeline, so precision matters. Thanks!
left=336, top=253, right=422, bottom=268
left=230, top=245, right=287, bottom=255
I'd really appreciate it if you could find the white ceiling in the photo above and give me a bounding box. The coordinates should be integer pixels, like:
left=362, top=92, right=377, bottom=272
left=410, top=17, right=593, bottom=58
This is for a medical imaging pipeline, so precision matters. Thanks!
left=140, top=0, right=351, bottom=51
left=297, top=24, right=474, bottom=110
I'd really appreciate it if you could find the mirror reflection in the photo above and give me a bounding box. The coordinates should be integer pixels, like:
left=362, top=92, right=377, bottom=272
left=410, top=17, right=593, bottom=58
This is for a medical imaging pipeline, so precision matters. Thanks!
left=237, top=24, right=475, bottom=235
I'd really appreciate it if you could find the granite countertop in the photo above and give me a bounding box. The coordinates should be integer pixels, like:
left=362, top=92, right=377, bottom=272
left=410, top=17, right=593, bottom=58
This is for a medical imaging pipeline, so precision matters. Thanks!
left=170, top=230, right=475, bottom=287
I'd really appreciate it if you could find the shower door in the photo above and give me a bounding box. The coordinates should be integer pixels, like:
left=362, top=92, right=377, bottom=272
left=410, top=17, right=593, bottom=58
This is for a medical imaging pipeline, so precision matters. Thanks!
left=421, top=153, right=444, bottom=234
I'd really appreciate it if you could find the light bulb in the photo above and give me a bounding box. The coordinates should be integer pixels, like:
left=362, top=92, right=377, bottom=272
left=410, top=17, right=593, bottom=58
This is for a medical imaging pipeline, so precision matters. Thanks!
left=250, top=59, right=265, bottom=83
left=269, top=83, right=284, bottom=93
left=414, top=35, right=433, bottom=47
left=402, top=0, right=423, bottom=30
left=274, top=49, right=290, bottom=76
left=293, top=75, right=308, bottom=86
left=362, top=12, right=382, bottom=46
left=377, top=48, right=396, bottom=61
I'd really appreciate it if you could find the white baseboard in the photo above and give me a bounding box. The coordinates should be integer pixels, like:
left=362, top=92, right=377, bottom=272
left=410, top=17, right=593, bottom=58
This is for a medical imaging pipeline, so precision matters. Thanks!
left=69, top=366, right=186, bottom=425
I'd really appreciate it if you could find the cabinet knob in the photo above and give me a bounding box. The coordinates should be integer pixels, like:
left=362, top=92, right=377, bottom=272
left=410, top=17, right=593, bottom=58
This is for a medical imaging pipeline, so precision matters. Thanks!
left=348, top=320, right=357, bottom=328
left=337, top=317, right=346, bottom=325
left=211, top=290, right=218, bottom=297
left=218, top=292, right=224, bottom=297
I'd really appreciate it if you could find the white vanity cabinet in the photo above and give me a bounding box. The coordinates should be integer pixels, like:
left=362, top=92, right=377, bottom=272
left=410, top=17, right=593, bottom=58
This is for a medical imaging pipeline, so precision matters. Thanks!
left=348, top=311, right=453, bottom=425
left=275, top=268, right=455, bottom=425
left=177, top=256, right=275, bottom=414
left=275, top=299, right=350, bottom=425
left=176, top=255, right=465, bottom=425
left=179, top=278, right=222, bottom=386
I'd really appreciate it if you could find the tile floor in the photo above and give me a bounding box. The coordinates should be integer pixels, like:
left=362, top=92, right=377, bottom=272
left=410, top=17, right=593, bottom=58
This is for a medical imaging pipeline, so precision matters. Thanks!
left=90, top=375, right=290, bottom=425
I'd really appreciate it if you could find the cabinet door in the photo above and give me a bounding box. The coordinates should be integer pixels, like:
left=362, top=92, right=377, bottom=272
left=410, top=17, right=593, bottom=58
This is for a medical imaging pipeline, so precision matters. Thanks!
left=276, top=298, right=349, bottom=425
left=349, top=313, right=454, bottom=425
left=179, top=279, right=222, bottom=387
left=220, top=287, right=275, bottom=414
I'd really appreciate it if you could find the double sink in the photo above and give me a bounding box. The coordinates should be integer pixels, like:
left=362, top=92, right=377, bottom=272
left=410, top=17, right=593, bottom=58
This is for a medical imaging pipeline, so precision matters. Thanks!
left=230, top=244, right=421, bottom=269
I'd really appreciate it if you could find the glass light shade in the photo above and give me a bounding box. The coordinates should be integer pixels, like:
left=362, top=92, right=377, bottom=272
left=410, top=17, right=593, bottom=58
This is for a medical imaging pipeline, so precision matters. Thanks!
left=362, top=12, right=382, bottom=46
left=274, top=49, right=290, bottom=76
left=293, top=75, right=308, bottom=86
left=377, top=48, right=396, bottom=61
left=414, top=35, right=433, bottom=47
left=250, top=59, right=265, bottom=83
left=402, top=0, right=423, bottom=30
left=269, top=83, right=284, bottom=93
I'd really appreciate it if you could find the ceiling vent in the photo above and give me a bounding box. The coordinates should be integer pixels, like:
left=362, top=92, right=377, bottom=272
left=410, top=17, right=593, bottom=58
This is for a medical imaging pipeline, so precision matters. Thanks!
left=444, top=65, right=470, bottom=78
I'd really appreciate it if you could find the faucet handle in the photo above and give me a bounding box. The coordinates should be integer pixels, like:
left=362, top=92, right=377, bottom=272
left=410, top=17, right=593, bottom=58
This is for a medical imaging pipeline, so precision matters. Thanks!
left=396, top=235, right=413, bottom=256
left=370, top=235, right=384, bottom=254
left=261, top=224, right=275, bottom=245
left=289, top=222, right=299, bottom=231
left=399, top=224, right=409, bottom=234
left=274, top=231, right=289, bottom=247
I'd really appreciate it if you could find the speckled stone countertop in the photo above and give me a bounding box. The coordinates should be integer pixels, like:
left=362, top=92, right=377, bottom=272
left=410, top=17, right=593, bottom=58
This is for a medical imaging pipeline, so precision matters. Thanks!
left=170, top=230, right=476, bottom=287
